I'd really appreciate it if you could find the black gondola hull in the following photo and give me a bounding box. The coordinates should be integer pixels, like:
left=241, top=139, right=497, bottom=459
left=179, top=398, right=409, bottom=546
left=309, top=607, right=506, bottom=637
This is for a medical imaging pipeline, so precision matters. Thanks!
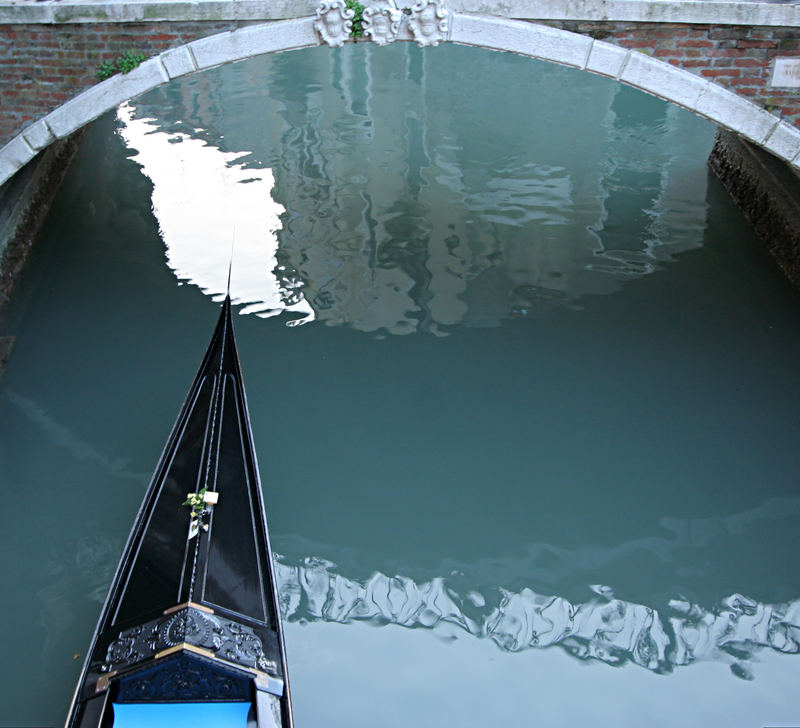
left=65, top=298, right=292, bottom=728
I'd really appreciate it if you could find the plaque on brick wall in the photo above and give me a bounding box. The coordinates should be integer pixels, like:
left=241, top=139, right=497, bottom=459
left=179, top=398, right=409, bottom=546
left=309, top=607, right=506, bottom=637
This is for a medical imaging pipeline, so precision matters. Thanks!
left=770, top=57, right=800, bottom=88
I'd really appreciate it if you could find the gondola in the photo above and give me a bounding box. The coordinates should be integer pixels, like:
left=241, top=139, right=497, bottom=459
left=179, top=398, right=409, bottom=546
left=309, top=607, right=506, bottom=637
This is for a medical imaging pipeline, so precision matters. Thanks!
left=65, top=297, right=293, bottom=728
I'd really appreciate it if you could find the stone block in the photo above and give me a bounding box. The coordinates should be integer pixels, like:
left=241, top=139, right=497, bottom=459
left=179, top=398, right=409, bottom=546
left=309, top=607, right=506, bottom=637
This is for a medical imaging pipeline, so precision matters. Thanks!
left=0, top=136, right=36, bottom=187
left=235, top=0, right=318, bottom=21
left=585, top=40, right=628, bottom=78
left=694, top=83, right=778, bottom=144
left=22, top=120, right=55, bottom=152
left=169, top=2, right=232, bottom=22
left=763, top=121, right=800, bottom=163
left=770, top=57, right=800, bottom=89
left=46, top=57, right=168, bottom=139
left=448, top=0, right=800, bottom=26
left=161, top=46, right=197, bottom=79
left=0, top=4, right=53, bottom=23
left=450, top=15, right=590, bottom=69
left=189, top=18, right=318, bottom=70
left=50, top=1, right=228, bottom=23
left=620, top=51, right=706, bottom=110
left=0, top=158, right=19, bottom=189
left=4, top=0, right=800, bottom=28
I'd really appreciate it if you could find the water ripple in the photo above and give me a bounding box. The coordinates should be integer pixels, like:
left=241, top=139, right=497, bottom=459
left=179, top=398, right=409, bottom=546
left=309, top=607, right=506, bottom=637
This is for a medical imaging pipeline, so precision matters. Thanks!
left=124, top=44, right=716, bottom=335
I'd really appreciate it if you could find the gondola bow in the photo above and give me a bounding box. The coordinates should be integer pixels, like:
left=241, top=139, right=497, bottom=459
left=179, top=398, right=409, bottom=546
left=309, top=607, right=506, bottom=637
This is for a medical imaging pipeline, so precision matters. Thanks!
left=65, top=297, right=293, bottom=728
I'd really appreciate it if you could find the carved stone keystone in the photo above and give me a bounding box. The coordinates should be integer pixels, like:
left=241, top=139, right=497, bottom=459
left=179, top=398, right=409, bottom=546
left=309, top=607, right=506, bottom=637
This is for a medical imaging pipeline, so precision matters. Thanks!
left=314, top=0, right=451, bottom=47
left=363, top=1, right=403, bottom=46
left=314, top=0, right=354, bottom=47
left=408, top=0, right=450, bottom=46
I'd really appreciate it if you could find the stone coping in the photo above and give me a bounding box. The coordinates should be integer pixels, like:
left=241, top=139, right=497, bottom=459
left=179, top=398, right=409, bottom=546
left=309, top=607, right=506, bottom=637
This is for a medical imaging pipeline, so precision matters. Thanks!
left=0, top=0, right=799, bottom=27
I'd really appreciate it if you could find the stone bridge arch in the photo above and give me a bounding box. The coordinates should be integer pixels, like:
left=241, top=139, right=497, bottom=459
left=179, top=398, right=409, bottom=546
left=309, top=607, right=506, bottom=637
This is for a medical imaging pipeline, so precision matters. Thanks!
left=2, top=13, right=799, bottom=187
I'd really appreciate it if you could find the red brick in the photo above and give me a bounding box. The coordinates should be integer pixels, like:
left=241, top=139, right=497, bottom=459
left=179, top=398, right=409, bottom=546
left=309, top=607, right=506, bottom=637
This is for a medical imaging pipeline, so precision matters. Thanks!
left=745, top=29, right=778, bottom=41
left=715, top=48, right=746, bottom=58
left=677, top=39, right=714, bottom=48
left=701, top=68, right=742, bottom=77
left=728, top=75, right=766, bottom=86
left=737, top=40, right=776, bottom=49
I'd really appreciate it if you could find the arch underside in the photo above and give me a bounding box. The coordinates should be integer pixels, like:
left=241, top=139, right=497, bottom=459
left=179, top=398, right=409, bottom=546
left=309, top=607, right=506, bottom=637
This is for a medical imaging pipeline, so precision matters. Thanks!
left=1, top=13, right=799, bottom=187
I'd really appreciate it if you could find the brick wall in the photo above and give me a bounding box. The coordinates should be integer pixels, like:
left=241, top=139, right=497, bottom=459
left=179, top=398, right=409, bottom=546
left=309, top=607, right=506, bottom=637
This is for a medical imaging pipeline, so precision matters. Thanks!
left=0, top=21, right=256, bottom=145
left=553, top=22, right=800, bottom=125
left=0, top=19, right=798, bottom=148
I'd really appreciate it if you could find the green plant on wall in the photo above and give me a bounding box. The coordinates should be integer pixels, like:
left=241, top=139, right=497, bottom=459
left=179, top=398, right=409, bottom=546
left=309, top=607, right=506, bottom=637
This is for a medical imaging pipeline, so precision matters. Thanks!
left=96, top=50, right=148, bottom=81
left=345, top=0, right=365, bottom=39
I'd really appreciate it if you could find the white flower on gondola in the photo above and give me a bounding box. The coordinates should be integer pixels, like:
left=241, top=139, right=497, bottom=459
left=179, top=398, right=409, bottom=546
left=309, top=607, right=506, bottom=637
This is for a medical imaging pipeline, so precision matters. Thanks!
left=183, top=487, right=219, bottom=539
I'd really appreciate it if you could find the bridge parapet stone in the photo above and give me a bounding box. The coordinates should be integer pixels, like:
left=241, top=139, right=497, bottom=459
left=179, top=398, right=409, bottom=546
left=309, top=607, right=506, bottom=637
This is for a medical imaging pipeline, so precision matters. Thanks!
left=764, top=120, right=800, bottom=161
left=161, top=45, right=198, bottom=78
left=695, top=81, right=781, bottom=144
left=0, top=135, right=36, bottom=183
left=585, top=42, right=629, bottom=78
left=1, top=1, right=799, bottom=27
left=188, top=16, right=318, bottom=69
left=21, top=119, right=55, bottom=152
left=451, top=13, right=593, bottom=68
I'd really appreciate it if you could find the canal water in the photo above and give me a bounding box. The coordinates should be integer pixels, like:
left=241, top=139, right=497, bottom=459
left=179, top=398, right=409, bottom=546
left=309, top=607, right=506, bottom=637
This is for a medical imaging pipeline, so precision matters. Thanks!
left=1, top=44, right=800, bottom=727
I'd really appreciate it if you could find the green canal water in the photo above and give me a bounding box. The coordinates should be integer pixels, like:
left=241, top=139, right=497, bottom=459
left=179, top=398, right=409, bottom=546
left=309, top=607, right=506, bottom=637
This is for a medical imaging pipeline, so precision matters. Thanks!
left=1, top=44, right=800, bottom=727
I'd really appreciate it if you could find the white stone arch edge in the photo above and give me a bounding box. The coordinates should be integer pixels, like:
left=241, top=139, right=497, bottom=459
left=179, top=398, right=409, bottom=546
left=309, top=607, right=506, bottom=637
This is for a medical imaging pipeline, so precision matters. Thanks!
left=2, top=13, right=800, bottom=188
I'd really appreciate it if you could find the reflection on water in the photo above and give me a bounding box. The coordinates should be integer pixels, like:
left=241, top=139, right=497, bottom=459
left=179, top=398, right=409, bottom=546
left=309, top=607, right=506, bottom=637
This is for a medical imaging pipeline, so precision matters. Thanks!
left=275, top=555, right=800, bottom=680
left=123, top=43, right=713, bottom=335
left=116, top=103, right=315, bottom=323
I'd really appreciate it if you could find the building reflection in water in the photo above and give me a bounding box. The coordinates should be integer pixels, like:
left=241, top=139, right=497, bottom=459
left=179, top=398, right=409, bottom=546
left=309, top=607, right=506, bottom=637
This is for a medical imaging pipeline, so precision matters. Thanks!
left=116, top=102, right=316, bottom=324
left=120, top=43, right=715, bottom=335
left=274, top=555, right=800, bottom=681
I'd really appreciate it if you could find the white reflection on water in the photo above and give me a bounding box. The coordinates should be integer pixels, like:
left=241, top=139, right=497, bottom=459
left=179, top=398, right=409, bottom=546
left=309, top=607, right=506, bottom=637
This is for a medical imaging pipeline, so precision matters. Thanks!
left=274, top=556, right=800, bottom=681
left=116, top=102, right=314, bottom=324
